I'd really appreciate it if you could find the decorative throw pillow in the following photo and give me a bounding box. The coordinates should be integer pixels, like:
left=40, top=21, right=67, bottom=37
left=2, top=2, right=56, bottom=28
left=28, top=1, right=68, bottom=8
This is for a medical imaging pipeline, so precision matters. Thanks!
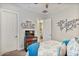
left=27, top=43, right=40, bottom=56
left=67, top=38, right=79, bottom=56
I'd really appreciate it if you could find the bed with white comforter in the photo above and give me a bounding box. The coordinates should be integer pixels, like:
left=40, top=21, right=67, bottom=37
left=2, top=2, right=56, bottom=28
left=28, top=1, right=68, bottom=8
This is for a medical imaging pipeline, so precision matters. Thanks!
left=38, top=40, right=66, bottom=56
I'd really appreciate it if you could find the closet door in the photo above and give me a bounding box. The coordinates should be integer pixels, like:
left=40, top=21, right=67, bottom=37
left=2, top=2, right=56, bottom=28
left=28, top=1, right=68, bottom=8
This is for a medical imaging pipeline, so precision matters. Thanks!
left=1, top=9, right=18, bottom=54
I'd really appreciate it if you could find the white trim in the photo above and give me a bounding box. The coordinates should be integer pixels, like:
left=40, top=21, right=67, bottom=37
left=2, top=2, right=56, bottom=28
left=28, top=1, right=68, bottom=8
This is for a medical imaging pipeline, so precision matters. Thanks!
left=0, top=8, right=2, bottom=55
left=18, top=47, right=24, bottom=51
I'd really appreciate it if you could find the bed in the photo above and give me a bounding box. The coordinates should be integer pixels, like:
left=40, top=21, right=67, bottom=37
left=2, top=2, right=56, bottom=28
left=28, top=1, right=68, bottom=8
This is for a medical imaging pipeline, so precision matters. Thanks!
left=38, top=40, right=66, bottom=56
left=27, top=40, right=66, bottom=56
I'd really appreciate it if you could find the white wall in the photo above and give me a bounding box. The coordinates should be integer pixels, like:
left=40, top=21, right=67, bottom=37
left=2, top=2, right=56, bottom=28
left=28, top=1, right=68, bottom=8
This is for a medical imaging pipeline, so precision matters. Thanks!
left=51, top=4, right=79, bottom=41
left=0, top=4, right=1, bottom=55
left=19, top=11, right=41, bottom=49
left=0, top=3, right=42, bottom=50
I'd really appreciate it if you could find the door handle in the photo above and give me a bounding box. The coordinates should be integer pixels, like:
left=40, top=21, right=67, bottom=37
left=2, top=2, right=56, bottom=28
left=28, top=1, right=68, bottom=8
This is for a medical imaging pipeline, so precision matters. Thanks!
left=15, top=35, right=18, bottom=38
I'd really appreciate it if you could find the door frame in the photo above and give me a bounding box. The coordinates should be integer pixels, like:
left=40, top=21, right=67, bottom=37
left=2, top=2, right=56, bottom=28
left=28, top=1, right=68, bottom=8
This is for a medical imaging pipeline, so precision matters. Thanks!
left=0, top=8, right=20, bottom=55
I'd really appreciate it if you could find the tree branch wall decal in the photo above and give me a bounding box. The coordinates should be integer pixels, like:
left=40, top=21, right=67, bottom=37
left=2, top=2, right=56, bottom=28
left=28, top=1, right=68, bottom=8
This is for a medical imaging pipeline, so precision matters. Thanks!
left=57, top=19, right=79, bottom=32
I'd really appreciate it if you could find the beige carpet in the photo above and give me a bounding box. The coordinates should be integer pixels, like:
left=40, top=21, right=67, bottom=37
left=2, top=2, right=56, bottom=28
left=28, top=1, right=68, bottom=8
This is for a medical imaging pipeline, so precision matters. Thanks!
left=2, top=50, right=26, bottom=56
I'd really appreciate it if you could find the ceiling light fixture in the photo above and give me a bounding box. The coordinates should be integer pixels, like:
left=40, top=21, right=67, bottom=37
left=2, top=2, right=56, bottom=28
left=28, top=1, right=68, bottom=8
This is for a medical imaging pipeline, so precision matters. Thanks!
left=42, top=10, right=48, bottom=13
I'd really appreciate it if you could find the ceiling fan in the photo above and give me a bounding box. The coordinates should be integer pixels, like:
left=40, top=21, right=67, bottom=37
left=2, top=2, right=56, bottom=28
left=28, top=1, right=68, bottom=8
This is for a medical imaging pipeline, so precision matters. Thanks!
left=42, top=3, right=49, bottom=13
left=34, top=3, right=49, bottom=14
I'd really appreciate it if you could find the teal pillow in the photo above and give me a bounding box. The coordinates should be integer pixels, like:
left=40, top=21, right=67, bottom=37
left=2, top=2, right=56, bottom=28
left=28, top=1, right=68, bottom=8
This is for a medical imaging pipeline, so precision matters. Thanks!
left=27, top=43, right=40, bottom=56
left=62, top=38, right=70, bottom=46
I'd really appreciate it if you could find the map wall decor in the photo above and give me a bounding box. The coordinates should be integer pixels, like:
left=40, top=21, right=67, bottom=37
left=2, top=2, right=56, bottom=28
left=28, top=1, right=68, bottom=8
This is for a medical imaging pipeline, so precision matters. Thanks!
left=21, top=20, right=35, bottom=29
left=57, top=18, right=79, bottom=32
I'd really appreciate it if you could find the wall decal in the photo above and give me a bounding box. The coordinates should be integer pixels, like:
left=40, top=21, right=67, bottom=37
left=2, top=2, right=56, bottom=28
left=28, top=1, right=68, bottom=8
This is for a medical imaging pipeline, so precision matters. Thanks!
left=57, top=19, right=79, bottom=32
left=21, top=20, right=35, bottom=29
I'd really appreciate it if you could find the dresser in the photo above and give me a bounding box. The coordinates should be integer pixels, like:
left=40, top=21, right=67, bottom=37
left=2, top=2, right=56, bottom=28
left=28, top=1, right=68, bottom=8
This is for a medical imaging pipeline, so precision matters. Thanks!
left=24, top=30, right=37, bottom=52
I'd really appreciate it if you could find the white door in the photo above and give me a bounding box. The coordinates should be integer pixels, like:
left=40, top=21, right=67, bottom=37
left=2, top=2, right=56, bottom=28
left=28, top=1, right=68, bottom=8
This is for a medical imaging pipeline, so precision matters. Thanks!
left=43, top=18, right=52, bottom=40
left=1, top=9, right=18, bottom=54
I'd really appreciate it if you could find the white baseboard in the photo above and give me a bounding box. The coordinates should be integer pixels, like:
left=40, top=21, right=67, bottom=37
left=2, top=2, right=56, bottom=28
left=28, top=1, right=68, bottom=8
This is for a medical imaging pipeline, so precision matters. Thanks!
left=17, top=47, right=24, bottom=51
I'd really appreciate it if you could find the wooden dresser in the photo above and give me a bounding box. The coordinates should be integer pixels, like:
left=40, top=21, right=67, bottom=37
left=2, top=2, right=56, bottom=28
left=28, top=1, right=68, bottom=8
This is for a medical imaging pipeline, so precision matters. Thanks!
left=24, top=30, right=37, bottom=52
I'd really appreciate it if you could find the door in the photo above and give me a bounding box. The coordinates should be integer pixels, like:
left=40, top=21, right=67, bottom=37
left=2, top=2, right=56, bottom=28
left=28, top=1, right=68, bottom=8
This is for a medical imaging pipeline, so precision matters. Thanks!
left=43, top=18, right=52, bottom=40
left=1, top=9, right=18, bottom=54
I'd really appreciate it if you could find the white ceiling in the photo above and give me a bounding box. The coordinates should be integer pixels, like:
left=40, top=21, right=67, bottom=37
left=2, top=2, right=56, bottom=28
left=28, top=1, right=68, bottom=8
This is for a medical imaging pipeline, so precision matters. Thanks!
left=15, top=3, right=78, bottom=15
